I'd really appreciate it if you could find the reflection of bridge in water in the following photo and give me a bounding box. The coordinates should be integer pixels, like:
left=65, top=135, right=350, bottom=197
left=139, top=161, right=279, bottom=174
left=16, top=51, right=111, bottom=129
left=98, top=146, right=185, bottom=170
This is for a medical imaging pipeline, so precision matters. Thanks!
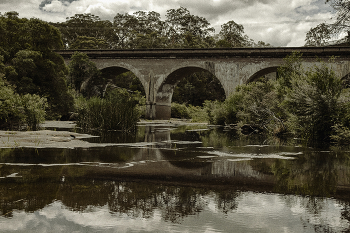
left=131, top=124, right=273, bottom=183
left=58, top=47, right=350, bottom=120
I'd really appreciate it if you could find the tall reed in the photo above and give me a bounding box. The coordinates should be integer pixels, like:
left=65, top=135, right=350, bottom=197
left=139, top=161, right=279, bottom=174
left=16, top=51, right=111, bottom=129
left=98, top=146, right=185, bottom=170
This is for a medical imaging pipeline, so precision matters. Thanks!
left=77, top=88, right=141, bottom=132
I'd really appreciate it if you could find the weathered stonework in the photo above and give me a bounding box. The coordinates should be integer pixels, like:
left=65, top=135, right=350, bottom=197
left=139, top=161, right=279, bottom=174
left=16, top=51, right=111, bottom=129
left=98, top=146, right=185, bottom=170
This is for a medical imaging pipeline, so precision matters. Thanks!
left=58, top=47, right=350, bottom=120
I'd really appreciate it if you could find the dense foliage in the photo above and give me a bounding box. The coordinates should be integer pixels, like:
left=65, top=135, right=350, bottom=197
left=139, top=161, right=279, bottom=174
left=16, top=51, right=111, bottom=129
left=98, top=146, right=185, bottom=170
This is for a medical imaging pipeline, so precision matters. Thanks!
left=67, top=51, right=101, bottom=95
left=172, top=71, right=225, bottom=106
left=52, top=7, right=270, bottom=49
left=0, top=12, right=74, bottom=119
left=0, top=64, right=47, bottom=130
left=207, top=53, right=350, bottom=146
left=76, top=88, right=141, bottom=132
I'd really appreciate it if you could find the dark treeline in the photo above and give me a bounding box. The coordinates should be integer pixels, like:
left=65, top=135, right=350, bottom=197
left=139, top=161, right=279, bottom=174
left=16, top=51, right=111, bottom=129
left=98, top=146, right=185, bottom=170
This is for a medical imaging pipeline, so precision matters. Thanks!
left=50, top=7, right=271, bottom=50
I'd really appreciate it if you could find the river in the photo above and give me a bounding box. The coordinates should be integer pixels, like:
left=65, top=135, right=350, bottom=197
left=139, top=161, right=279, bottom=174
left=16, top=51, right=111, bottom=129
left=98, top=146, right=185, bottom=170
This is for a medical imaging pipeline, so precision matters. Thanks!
left=0, top=122, right=349, bottom=232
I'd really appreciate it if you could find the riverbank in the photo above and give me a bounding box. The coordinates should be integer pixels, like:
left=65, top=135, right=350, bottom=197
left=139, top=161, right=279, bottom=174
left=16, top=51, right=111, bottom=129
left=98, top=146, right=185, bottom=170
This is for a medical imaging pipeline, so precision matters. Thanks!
left=0, top=120, right=207, bottom=148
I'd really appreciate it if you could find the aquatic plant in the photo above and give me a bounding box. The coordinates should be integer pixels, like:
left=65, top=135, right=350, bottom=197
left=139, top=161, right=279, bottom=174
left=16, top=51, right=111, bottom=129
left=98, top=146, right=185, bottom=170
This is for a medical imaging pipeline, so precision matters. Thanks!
left=76, top=88, right=141, bottom=132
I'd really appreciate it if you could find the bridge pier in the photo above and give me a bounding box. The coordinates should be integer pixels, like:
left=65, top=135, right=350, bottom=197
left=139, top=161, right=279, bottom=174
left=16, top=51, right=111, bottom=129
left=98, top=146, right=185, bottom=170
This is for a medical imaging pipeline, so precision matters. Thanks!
left=145, top=102, right=172, bottom=120
left=154, top=103, right=171, bottom=120
left=145, top=102, right=155, bottom=120
left=145, top=93, right=173, bottom=120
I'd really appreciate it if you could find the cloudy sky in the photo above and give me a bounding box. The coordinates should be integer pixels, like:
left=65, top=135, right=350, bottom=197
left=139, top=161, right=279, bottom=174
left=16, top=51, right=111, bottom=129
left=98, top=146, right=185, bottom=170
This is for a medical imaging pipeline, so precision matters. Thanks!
left=0, top=0, right=337, bottom=46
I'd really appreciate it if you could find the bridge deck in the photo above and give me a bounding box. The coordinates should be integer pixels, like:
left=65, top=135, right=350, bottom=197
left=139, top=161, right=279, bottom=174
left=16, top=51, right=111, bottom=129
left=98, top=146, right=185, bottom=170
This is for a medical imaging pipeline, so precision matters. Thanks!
left=56, top=47, right=350, bottom=59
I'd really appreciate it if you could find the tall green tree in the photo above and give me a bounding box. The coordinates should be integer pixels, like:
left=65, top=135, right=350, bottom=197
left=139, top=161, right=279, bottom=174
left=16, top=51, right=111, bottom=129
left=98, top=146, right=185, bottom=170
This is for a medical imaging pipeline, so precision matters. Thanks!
left=305, top=1, right=350, bottom=46
left=305, top=23, right=332, bottom=46
left=68, top=51, right=101, bottom=95
left=70, top=36, right=109, bottom=49
left=0, top=56, right=48, bottom=130
left=52, top=13, right=118, bottom=49
left=165, top=7, right=215, bottom=48
left=216, top=20, right=250, bottom=47
left=113, top=13, right=139, bottom=48
left=0, top=12, right=73, bottom=118
left=113, top=11, right=166, bottom=49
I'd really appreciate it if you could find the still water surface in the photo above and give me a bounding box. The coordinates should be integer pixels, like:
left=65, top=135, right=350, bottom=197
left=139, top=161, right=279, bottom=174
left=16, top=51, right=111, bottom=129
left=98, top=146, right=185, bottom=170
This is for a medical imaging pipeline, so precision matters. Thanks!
left=0, top=123, right=350, bottom=232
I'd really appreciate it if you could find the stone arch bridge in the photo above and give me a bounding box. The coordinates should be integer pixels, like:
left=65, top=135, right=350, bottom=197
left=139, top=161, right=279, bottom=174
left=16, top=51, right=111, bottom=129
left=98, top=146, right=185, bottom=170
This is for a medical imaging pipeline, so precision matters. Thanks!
left=57, top=47, right=350, bottom=120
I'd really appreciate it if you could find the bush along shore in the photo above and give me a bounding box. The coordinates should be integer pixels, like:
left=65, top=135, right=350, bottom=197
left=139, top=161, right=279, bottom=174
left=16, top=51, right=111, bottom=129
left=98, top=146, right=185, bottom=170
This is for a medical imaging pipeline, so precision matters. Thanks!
left=75, top=88, right=142, bottom=132
left=205, top=53, right=350, bottom=147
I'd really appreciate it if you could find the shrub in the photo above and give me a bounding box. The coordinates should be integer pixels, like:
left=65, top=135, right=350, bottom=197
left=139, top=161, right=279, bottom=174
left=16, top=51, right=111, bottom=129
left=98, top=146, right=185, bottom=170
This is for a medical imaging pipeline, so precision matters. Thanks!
left=171, top=102, right=190, bottom=119
left=0, top=74, right=47, bottom=130
left=223, top=78, right=285, bottom=134
left=204, top=100, right=226, bottom=125
left=283, top=62, right=345, bottom=142
left=0, top=74, right=25, bottom=129
left=222, top=53, right=350, bottom=145
left=187, top=105, right=208, bottom=122
left=76, top=88, right=141, bottom=131
left=21, top=94, right=48, bottom=130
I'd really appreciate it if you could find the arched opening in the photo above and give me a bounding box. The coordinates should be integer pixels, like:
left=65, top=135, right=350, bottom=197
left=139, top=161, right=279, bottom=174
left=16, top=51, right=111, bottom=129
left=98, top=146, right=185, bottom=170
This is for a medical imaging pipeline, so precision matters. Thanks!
left=247, top=66, right=279, bottom=84
left=95, top=66, right=147, bottom=117
left=155, top=66, right=226, bottom=120
left=100, top=67, right=146, bottom=95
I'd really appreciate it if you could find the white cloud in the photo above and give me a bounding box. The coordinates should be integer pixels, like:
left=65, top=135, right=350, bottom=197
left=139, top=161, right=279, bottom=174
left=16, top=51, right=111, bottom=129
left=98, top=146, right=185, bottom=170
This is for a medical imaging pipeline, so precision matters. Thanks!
left=42, top=0, right=67, bottom=13
left=0, top=0, right=336, bottom=46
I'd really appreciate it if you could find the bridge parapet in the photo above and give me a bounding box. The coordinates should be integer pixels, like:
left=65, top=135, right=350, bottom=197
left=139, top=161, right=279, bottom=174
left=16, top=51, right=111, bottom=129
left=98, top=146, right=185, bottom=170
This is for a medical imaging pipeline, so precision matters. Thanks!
left=56, top=47, right=350, bottom=59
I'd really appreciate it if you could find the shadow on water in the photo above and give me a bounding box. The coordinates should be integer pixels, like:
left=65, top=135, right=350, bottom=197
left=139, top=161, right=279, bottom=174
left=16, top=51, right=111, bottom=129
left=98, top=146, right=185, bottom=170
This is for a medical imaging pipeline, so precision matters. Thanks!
left=1, top=123, right=350, bottom=232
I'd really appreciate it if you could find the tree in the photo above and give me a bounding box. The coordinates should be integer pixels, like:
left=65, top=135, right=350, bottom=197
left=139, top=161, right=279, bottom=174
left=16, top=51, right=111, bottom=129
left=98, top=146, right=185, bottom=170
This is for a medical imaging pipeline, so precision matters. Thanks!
left=0, top=72, right=24, bottom=129
left=304, top=1, right=350, bottom=46
left=0, top=12, right=74, bottom=118
left=68, top=51, right=100, bottom=93
left=219, top=52, right=350, bottom=145
left=282, top=60, right=346, bottom=142
left=305, top=23, right=332, bottom=46
left=165, top=7, right=215, bottom=48
left=113, top=13, right=139, bottom=48
left=52, top=13, right=118, bottom=49
left=172, top=72, right=225, bottom=106
left=0, top=56, right=48, bottom=130
left=70, top=36, right=109, bottom=49
left=113, top=11, right=166, bottom=49
left=224, top=77, right=284, bottom=133
left=255, top=41, right=272, bottom=47
left=217, top=20, right=248, bottom=47
left=326, top=0, right=350, bottom=33
left=112, top=72, right=145, bottom=95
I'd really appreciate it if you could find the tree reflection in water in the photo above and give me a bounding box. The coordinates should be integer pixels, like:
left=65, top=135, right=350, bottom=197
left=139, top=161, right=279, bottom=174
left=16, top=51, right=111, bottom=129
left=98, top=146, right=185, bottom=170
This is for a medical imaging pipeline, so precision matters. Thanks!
left=0, top=125, right=350, bottom=232
left=0, top=171, right=240, bottom=224
left=271, top=151, right=350, bottom=197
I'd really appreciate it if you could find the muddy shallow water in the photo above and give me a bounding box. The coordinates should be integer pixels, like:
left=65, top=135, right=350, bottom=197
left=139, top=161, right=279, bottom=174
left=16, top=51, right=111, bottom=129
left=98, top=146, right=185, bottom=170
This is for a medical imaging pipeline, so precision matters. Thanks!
left=0, top=121, right=350, bottom=232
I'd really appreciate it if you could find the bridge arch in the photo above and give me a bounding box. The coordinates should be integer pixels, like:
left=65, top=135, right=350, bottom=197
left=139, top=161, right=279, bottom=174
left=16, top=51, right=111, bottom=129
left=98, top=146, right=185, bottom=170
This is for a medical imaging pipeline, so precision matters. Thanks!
left=154, top=65, right=225, bottom=119
left=246, top=66, right=279, bottom=84
left=100, top=66, right=147, bottom=95
left=99, top=64, right=147, bottom=92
